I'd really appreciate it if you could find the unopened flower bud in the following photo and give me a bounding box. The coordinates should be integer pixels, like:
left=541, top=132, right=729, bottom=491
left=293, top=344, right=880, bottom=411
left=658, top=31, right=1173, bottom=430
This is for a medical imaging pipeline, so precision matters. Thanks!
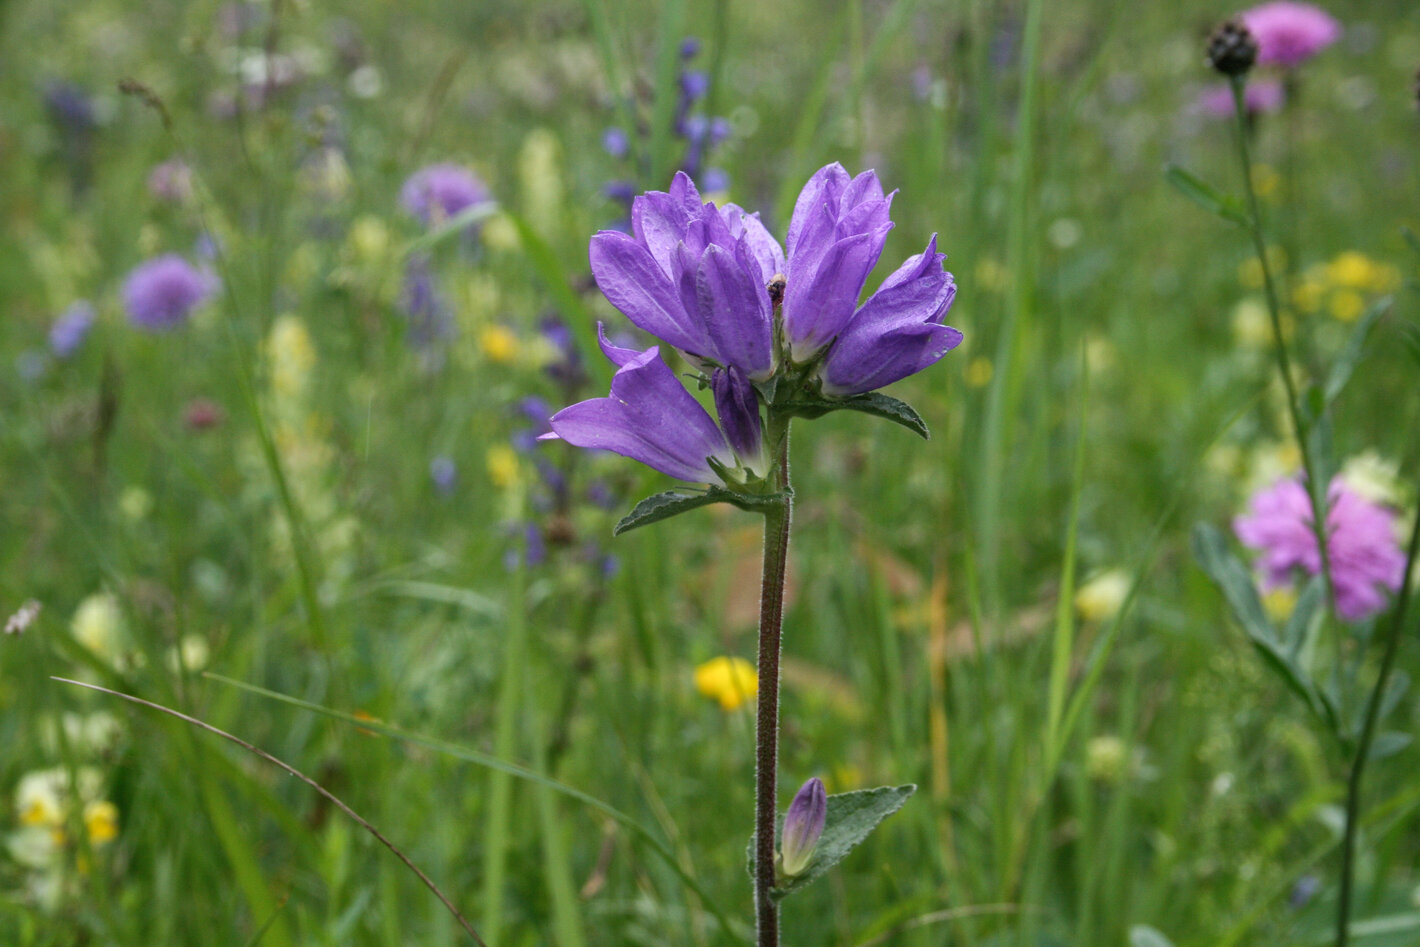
left=1206, top=20, right=1258, bottom=77
left=780, top=777, right=827, bottom=877
left=711, top=366, right=763, bottom=469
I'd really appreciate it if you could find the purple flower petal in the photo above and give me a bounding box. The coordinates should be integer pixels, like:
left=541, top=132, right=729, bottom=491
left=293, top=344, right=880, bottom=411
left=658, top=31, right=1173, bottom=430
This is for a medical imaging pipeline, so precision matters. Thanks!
left=590, top=230, right=708, bottom=356
left=547, top=345, right=733, bottom=484
left=783, top=224, right=893, bottom=360
left=696, top=245, right=773, bottom=379
left=711, top=366, right=763, bottom=465
left=721, top=204, right=786, bottom=284
left=786, top=163, right=850, bottom=262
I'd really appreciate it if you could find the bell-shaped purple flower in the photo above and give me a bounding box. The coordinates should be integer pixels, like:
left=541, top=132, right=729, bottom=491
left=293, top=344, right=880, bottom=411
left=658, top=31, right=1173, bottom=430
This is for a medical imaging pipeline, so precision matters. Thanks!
left=589, top=172, right=777, bottom=379
left=780, top=777, right=827, bottom=877
left=711, top=366, right=763, bottom=472
left=782, top=163, right=896, bottom=361
left=543, top=325, right=738, bottom=485
left=820, top=234, right=962, bottom=395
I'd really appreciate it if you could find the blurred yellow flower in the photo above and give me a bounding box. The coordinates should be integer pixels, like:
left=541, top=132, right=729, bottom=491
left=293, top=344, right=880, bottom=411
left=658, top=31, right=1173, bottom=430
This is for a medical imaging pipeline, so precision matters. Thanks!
left=71, top=593, right=124, bottom=659
left=1231, top=297, right=1271, bottom=349
left=1262, top=587, right=1297, bottom=623
left=83, top=800, right=119, bottom=846
left=974, top=257, right=1008, bottom=293
left=1085, top=735, right=1128, bottom=784
left=1328, top=288, right=1365, bottom=322
left=486, top=445, right=522, bottom=489
left=1237, top=246, right=1286, bottom=289
left=479, top=324, right=519, bottom=364
left=119, top=486, right=153, bottom=521
left=1075, top=569, right=1130, bottom=623
left=1250, top=164, right=1280, bottom=200
left=481, top=213, right=521, bottom=252
left=694, top=656, right=758, bottom=711
left=348, top=216, right=391, bottom=263
left=1340, top=451, right=1404, bottom=507
left=964, top=357, right=993, bottom=388
left=268, top=315, right=317, bottom=402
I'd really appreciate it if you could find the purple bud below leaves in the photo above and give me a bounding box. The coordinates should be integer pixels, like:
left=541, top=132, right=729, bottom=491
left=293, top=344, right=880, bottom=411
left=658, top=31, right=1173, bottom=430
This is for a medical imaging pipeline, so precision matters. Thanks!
left=781, top=777, right=827, bottom=877
left=711, top=366, right=762, bottom=465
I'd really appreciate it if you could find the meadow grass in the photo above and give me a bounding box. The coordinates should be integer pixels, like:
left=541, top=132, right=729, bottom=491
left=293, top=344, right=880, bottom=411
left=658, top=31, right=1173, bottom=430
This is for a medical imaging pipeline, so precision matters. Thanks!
left=2, top=0, right=1419, bottom=944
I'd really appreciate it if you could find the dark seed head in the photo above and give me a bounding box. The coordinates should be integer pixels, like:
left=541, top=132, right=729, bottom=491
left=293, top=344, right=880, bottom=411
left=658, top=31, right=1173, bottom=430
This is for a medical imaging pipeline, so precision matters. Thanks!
left=1206, top=20, right=1258, bottom=78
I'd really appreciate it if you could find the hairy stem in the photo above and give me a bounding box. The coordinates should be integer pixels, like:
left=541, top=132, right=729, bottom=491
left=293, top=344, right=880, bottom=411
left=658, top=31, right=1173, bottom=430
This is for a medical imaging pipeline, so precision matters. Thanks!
left=1336, top=497, right=1420, bottom=947
left=754, top=414, right=793, bottom=946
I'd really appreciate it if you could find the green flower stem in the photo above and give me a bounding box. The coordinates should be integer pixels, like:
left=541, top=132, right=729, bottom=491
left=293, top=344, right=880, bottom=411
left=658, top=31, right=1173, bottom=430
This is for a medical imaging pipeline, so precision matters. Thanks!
left=754, top=410, right=793, bottom=947
left=1336, top=496, right=1420, bottom=947
left=1228, top=76, right=1339, bottom=624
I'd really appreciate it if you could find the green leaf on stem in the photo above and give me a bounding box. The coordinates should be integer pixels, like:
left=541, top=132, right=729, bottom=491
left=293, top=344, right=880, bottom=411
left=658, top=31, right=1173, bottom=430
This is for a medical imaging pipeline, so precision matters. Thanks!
left=779, top=392, right=930, bottom=439
left=1323, top=297, right=1389, bottom=405
left=613, top=487, right=787, bottom=535
left=1192, top=523, right=1339, bottom=734
left=1163, top=164, right=1248, bottom=228
left=1366, top=731, right=1413, bottom=762
left=746, top=784, right=916, bottom=903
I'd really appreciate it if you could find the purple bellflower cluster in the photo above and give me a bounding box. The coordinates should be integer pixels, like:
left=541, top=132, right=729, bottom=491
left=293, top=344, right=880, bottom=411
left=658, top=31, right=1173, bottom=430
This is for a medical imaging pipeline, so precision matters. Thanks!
left=543, top=164, right=961, bottom=489
left=1235, top=476, right=1405, bottom=622
left=602, top=38, right=731, bottom=230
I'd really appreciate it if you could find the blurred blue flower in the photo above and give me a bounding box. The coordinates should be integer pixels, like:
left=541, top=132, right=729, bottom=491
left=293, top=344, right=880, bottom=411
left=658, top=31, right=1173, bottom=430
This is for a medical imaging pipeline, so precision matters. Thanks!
left=49, top=301, right=95, bottom=359
left=430, top=456, right=457, bottom=495
left=123, top=255, right=215, bottom=331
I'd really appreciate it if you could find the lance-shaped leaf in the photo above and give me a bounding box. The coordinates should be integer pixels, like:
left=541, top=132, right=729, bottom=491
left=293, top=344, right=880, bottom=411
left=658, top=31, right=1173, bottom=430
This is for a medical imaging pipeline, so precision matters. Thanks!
left=614, top=488, right=789, bottom=536
left=1164, top=164, right=1248, bottom=227
left=778, top=391, right=929, bottom=439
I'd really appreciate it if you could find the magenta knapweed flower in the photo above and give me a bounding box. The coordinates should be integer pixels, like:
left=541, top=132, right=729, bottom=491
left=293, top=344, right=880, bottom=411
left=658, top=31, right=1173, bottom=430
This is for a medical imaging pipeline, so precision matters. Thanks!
left=1195, top=77, right=1286, bottom=118
left=1234, top=476, right=1405, bottom=622
left=1240, top=2, right=1341, bottom=67
left=400, top=163, right=489, bottom=226
left=122, top=255, right=214, bottom=331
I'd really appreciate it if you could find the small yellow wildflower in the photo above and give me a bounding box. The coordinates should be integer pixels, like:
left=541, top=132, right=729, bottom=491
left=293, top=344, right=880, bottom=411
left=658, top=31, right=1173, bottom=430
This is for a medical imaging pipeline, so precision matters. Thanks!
left=1085, top=735, right=1128, bottom=784
left=486, top=445, right=522, bottom=490
left=964, top=357, right=993, bottom=388
left=481, top=213, right=521, bottom=252
left=479, top=324, right=519, bottom=364
left=694, top=656, right=758, bottom=711
left=1238, top=246, right=1286, bottom=289
left=1328, top=288, right=1365, bottom=322
left=83, top=800, right=119, bottom=846
left=71, top=593, right=124, bottom=659
left=118, top=486, right=153, bottom=521
left=1250, top=164, right=1280, bottom=200
left=1075, top=569, right=1130, bottom=623
left=348, top=216, right=391, bottom=263
left=1231, top=297, right=1271, bottom=349
left=267, top=315, right=317, bottom=402
left=1262, top=586, right=1297, bottom=623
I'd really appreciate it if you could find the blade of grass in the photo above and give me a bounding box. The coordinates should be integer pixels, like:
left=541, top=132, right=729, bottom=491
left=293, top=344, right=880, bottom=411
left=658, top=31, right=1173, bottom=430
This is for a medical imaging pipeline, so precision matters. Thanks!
left=202, top=672, right=747, bottom=943
left=54, top=677, right=484, bottom=945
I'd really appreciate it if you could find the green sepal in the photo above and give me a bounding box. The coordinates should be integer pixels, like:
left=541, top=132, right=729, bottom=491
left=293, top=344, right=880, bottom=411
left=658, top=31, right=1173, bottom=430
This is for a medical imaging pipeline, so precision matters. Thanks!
left=613, top=487, right=788, bottom=536
left=745, top=784, right=916, bottom=903
left=779, top=392, right=929, bottom=439
left=1163, top=164, right=1248, bottom=228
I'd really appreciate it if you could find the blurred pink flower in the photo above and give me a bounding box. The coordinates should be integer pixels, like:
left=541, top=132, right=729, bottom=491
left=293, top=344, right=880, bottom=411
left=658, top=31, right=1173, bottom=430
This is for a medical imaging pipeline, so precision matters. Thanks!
left=1195, top=78, right=1286, bottom=118
left=1235, top=476, right=1405, bottom=622
left=1240, top=2, right=1341, bottom=67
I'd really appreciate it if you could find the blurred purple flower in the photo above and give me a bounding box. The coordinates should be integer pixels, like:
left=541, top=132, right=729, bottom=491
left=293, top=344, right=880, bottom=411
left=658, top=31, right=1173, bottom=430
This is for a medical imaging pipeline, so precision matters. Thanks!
left=49, top=301, right=95, bottom=359
left=400, top=163, right=489, bottom=226
left=148, top=158, right=194, bottom=203
left=602, top=127, right=629, bottom=158
left=1195, top=78, right=1286, bottom=118
left=400, top=257, right=455, bottom=355
left=43, top=80, right=96, bottom=131
left=680, top=70, right=709, bottom=102
left=1241, top=1, right=1341, bottom=67
left=122, top=255, right=214, bottom=331
left=430, top=456, right=457, bottom=495
left=1289, top=874, right=1321, bottom=909
left=679, top=37, right=702, bottom=59
left=1235, top=476, right=1405, bottom=622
